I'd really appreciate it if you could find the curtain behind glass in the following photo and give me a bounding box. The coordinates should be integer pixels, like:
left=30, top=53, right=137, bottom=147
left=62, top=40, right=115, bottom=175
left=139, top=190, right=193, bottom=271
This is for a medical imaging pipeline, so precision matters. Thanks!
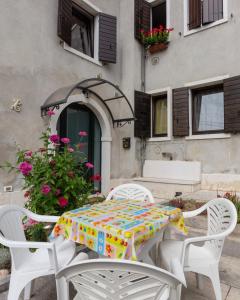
left=154, top=98, right=167, bottom=136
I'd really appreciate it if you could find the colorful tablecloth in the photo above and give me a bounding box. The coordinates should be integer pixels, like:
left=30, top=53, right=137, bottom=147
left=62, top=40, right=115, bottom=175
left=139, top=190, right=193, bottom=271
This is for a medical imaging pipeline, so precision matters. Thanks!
left=51, top=200, right=188, bottom=260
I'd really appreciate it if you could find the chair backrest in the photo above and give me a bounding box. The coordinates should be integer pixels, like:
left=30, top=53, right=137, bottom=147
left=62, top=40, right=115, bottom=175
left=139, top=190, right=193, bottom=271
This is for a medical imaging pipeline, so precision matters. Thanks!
left=56, top=259, right=182, bottom=300
left=205, top=198, right=237, bottom=258
left=106, top=183, right=154, bottom=203
left=0, top=205, right=33, bottom=270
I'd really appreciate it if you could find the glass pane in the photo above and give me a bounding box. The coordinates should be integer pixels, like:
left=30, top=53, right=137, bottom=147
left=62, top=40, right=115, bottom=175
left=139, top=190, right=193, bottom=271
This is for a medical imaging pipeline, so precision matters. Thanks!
left=152, top=2, right=167, bottom=28
left=153, top=97, right=168, bottom=136
left=193, top=89, right=224, bottom=133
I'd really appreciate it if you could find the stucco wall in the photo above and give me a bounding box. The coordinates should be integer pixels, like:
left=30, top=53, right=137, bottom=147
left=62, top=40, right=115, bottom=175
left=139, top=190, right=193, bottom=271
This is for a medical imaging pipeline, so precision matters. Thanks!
left=1, top=0, right=240, bottom=198
left=144, top=0, right=240, bottom=179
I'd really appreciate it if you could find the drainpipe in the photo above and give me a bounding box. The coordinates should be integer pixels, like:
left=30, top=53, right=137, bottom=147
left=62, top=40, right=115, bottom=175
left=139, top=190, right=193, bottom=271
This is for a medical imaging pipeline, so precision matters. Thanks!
left=140, top=46, right=147, bottom=177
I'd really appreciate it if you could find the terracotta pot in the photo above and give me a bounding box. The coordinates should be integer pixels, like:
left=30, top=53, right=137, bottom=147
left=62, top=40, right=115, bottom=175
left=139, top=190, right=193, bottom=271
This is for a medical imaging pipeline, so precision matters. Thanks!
left=148, top=43, right=168, bottom=54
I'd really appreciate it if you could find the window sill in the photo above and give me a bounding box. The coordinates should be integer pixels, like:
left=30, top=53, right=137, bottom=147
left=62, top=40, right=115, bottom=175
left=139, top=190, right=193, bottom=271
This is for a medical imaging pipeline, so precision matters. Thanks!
left=185, top=133, right=231, bottom=141
left=63, top=43, right=103, bottom=66
left=184, top=18, right=228, bottom=37
left=148, top=136, right=171, bottom=142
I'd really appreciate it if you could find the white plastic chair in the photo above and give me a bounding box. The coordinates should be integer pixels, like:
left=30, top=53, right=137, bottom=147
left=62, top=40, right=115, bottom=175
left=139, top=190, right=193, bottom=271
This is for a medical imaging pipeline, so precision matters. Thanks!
left=106, top=183, right=154, bottom=203
left=0, top=205, right=88, bottom=300
left=56, top=259, right=186, bottom=300
left=159, top=198, right=237, bottom=300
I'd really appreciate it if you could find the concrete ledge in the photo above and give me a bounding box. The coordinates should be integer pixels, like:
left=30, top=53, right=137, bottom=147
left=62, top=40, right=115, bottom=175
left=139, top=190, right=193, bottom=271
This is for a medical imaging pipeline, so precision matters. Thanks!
left=202, top=173, right=240, bottom=191
left=134, top=177, right=200, bottom=185
left=0, top=190, right=25, bottom=206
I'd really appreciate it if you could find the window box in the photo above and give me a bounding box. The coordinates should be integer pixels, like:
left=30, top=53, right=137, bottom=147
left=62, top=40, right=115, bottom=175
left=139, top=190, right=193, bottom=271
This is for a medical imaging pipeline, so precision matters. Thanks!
left=148, top=42, right=168, bottom=54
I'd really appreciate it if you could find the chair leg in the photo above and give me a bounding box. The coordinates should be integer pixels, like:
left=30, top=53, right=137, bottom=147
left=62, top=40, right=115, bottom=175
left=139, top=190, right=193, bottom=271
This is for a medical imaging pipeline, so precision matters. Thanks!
left=24, top=281, right=32, bottom=300
left=208, top=267, right=222, bottom=300
left=8, top=275, right=25, bottom=300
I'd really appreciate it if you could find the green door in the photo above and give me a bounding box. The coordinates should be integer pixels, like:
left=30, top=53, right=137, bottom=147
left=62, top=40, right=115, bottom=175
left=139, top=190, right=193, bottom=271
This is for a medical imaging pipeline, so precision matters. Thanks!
left=58, top=103, right=101, bottom=192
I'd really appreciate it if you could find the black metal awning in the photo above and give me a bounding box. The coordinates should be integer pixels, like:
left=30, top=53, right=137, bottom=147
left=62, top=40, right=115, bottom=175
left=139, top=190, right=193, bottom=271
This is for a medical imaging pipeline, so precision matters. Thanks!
left=41, top=78, right=135, bottom=127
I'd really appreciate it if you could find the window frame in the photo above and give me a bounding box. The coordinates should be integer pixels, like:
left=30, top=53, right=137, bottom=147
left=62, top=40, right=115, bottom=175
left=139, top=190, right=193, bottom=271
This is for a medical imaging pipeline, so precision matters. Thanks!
left=63, top=0, right=102, bottom=66
left=183, top=0, right=228, bottom=37
left=191, top=85, right=224, bottom=135
left=148, top=0, right=171, bottom=30
left=147, top=87, right=172, bottom=142
left=152, top=94, right=168, bottom=137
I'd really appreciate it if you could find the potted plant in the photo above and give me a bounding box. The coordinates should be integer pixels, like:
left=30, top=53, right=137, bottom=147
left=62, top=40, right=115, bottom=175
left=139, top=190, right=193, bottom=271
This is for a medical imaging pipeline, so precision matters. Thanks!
left=141, top=25, right=173, bottom=54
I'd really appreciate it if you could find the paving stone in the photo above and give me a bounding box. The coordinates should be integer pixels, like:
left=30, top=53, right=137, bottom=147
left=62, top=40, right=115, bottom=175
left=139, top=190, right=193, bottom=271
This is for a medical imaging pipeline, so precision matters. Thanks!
left=226, top=287, right=240, bottom=300
left=220, top=256, right=240, bottom=289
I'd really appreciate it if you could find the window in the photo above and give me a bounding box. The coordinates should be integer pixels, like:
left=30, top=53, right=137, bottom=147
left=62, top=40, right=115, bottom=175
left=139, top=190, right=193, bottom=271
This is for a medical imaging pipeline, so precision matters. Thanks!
left=192, top=85, right=224, bottom=134
left=58, top=0, right=117, bottom=64
left=71, top=4, right=94, bottom=58
left=188, top=0, right=224, bottom=31
left=152, top=94, right=168, bottom=137
left=152, top=1, right=166, bottom=28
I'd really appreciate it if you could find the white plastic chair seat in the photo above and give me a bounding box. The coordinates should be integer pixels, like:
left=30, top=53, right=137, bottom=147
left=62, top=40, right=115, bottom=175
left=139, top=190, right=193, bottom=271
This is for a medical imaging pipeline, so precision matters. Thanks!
left=160, top=240, right=217, bottom=272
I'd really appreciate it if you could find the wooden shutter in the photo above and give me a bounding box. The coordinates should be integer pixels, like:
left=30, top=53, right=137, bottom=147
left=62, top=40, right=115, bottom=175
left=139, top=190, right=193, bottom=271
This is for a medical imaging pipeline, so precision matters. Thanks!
left=202, top=0, right=223, bottom=24
left=173, top=88, right=189, bottom=137
left=99, top=13, right=117, bottom=64
left=224, top=76, right=240, bottom=133
left=135, top=0, right=151, bottom=41
left=58, top=0, right=72, bottom=46
left=134, top=91, right=151, bottom=138
left=189, top=0, right=201, bottom=30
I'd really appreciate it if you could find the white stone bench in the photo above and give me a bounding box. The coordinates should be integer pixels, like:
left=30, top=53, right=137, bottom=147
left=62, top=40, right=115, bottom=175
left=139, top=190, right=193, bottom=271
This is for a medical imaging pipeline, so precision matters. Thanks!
left=138, top=160, right=201, bottom=185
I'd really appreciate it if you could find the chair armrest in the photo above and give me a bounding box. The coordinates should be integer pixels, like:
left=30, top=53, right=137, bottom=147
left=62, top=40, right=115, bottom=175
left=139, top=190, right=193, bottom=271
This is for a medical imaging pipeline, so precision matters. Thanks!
left=181, top=234, right=225, bottom=265
left=182, top=204, right=207, bottom=219
left=0, top=236, right=54, bottom=249
left=27, top=211, right=59, bottom=223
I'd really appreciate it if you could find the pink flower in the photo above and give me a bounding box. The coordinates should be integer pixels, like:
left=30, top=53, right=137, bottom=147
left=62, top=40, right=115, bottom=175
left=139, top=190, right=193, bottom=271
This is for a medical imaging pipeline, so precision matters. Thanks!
left=47, top=110, right=55, bottom=116
left=49, top=134, right=60, bottom=144
left=61, top=137, right=70, bottom=144
left=25, top=151, right=32, bottom=157
left=85, top=162, right=94, bottom=169
left=67, top=147, right=74, bottom=153
left=79, top=131, right=88, bottom=137
left=90, top=174, right=101, bottom=182
left=18, top=161, right=33, bottom=176
left=55, top=189, right=61, bottom=196
left=58, top=197, right=68, bottom=207
left=41, top=184, right=51, bottom=195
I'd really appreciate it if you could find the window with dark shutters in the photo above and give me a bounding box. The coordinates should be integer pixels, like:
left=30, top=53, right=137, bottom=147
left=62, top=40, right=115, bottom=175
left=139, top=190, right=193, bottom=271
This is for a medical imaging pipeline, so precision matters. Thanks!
left=202, top=0, right=223, bottom=25
left=173, top=88, right=189, bottom=137
left=224, top=76, right=240, bottom=133
left=135, top=0, right=151, bottom=41
left=99, top=13, right=117, bottom=63
left=134, top=91, right=151, bottom=138
left=188, top=0, right=201, bottom=30
left=58, top=0, right=72, bottom=46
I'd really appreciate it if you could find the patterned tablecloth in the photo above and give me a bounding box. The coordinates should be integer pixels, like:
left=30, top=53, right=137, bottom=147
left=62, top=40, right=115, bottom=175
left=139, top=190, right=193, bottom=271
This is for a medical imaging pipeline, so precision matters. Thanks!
left=51, top=200, right=188, bottom=260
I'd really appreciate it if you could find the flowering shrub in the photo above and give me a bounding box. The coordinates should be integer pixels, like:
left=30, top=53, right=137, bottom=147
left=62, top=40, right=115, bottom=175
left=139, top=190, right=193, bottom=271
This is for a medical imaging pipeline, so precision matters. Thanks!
left=141, top=25, right=173, bottom=48
left=1, top=127, right=101, bottom=216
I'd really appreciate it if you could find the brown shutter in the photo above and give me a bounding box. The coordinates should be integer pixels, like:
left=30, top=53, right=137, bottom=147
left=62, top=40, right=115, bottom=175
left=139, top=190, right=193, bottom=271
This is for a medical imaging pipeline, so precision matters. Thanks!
left=135, top=0, right=151, bottom=41
left=58, top=0, right=72, bottom=46
left=203, top=0, right=223, bottom=24
left=134, top=91, right=151, bottom=138
left=173, top=88, right=189, bottom=137
left=189, top=0, right=201, bottom=30
left=99, top=13, right=117, bottom=64
left=224, top=76, right=240, bottom=133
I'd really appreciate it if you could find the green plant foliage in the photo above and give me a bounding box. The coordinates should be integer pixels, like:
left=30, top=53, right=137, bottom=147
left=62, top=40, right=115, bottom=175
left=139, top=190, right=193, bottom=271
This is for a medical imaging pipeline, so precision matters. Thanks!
left=219, top=192, right=240, bottom=224
left=0, top=128, right=100, bottom=216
